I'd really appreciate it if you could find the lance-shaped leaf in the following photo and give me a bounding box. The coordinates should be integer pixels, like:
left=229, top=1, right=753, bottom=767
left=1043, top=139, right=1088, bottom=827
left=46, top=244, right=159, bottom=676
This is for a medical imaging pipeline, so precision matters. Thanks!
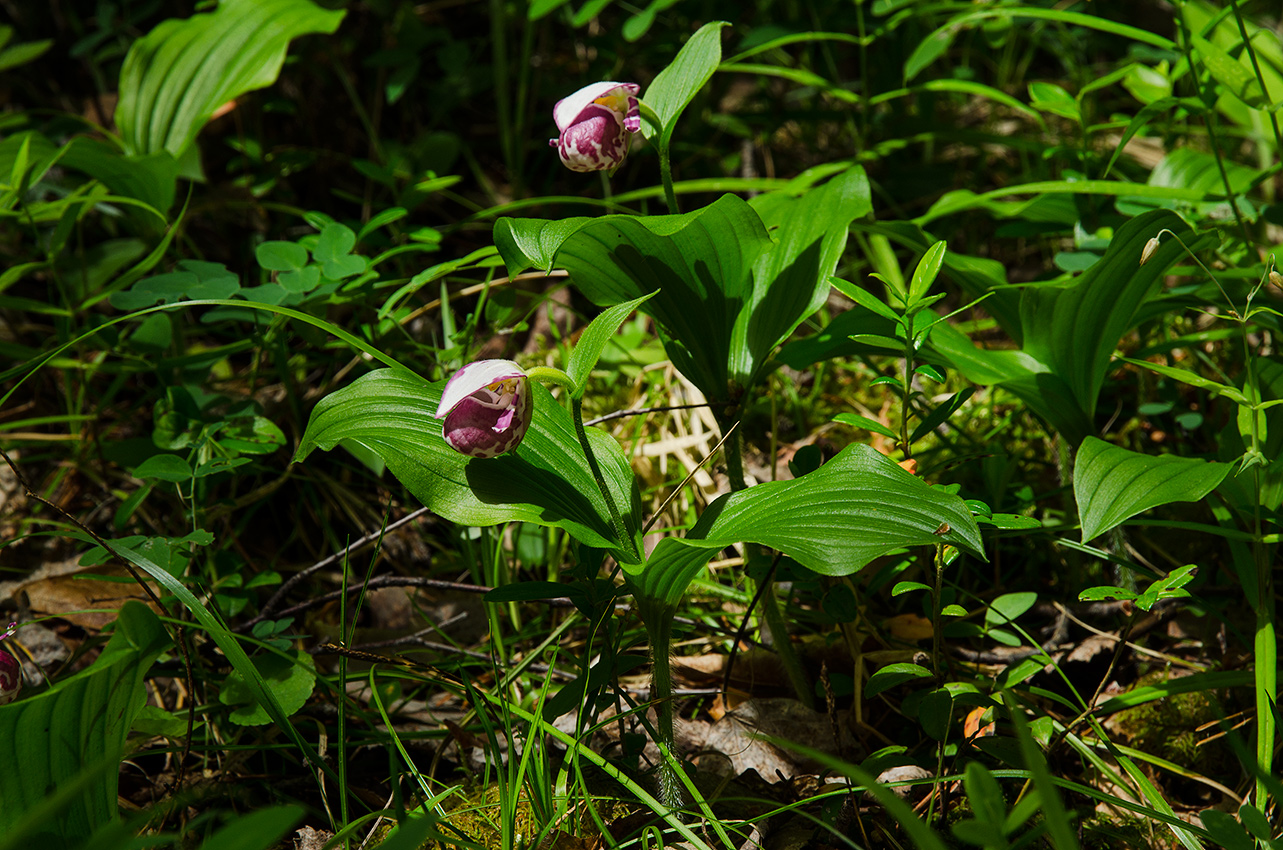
left=625, top=443, right=984, bottom=615
left=640, top=22, right=728, bottom=149
left=1075, top=436, right=1230, bottom=542
left=565, top=292, right=657, bottom=396
left=294, top=369, right=642, bottom=564
left=117, top=0, right=345, bottom=159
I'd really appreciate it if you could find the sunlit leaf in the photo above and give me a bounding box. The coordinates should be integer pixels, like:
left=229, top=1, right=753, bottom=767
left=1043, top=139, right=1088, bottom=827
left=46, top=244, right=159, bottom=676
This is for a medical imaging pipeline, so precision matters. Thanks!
left=1075, top=436, right=1230, bottom=542
left=627, top=443, right=984, bottom=614
left=641, top=21, right=728, bottom=148
left=117, top=0, right=345, bottom=158
left=294, top=369, right=641, bottom=564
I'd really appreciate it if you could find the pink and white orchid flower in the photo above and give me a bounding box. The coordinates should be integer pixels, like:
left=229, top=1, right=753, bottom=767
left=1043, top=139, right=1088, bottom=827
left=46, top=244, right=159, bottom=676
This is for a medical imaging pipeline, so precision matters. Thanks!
left=434, top=360, right=532, bottom=459
left=549, top=82, right=641, bottom=173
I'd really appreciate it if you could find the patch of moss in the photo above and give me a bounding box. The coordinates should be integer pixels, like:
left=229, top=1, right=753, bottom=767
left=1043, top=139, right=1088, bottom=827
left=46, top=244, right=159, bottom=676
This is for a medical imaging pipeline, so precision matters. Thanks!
left=1107, top=671, right=1225, bottom=773
left=1082, top=810, right=1165, bottom=850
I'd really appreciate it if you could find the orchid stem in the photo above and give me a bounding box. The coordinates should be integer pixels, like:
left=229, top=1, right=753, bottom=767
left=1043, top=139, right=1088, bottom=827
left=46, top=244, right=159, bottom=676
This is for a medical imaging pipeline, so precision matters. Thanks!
left=571, top=396, right=638, bottom=562
left=658, top=141, right=679, bottom=214
left=638, top=101, right=678, bottom=214
left=646, top=615, right=684, bottom=811
left=931, top=543, right=945, bottom=681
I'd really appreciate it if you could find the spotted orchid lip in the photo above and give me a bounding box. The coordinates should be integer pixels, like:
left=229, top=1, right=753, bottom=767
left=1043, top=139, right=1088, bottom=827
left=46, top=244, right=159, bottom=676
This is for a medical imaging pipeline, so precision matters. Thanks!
left=0, top=645, right=20, bottom=705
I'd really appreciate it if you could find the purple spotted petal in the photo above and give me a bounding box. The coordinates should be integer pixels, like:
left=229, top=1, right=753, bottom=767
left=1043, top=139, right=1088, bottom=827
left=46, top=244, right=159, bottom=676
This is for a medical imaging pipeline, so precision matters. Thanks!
left=550, top=82, right=640, bottom=173
left=552, top=104, right=630, bottom=172
left=435, top=359, right=532, bottom=459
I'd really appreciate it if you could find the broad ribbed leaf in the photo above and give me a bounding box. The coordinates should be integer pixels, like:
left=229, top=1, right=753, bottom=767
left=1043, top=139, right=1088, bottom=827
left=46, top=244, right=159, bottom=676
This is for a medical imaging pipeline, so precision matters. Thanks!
left=117, top=0, right=345, bottom=158
left=1021, top=209, right=1195, bottom=422
left=928, top=322, right=1094, bottom=441
left=493, top=216, right=591, bottom=274
left=497, top=168, right=871, bottom=401
left=294, top=369, right=641, bottom=563
left=498, top=195, right=770, bottom=399
left=927, top=209, right=1200, bottom=443
left=740, top=165, right=871, bottom=386
left=0, top=602, right=168, bottom=843
left=1075, top=436, right=1230, bottom=542
left=626, top=443, right=984, bottom=613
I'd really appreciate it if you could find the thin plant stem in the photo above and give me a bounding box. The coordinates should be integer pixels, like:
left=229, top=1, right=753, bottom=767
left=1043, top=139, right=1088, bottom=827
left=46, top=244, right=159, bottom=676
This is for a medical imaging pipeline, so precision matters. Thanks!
left=931, top=544, right=945, bottom=680
left=1154, top=227, right=1276, bottom=812
left=658, top=142, right=679, bottom=213
left=599, top=170, right=613, bottom=206
left=1227, top=0, right=1283, bottom=168
left=1177, top=15, right=1254, bottom=249
left=760, top=582, right=816, bottom=709
left=901, top=330, right=915, bottom=459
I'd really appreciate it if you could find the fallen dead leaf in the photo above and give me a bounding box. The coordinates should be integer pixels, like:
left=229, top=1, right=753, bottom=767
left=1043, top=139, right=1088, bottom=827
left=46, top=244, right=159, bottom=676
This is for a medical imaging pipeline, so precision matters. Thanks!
left=884, top=612, right=934, bottom=642
left=963, top=706, right=996, bottom=740
left=0, top=557, right=160, bottom=629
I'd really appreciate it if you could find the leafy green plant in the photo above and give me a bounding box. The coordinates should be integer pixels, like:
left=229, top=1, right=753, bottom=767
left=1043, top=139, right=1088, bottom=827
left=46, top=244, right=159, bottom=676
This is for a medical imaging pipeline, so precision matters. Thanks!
left=0, top=602, right=169, bottom=845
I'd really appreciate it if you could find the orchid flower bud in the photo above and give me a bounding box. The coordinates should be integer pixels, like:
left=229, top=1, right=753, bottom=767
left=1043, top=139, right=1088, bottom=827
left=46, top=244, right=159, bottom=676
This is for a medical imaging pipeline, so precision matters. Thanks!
left=0, top=639, right=20, bottom=705
left=549, top=82, right=641, bottom=173
left=434, top=360, right=533, bottom=458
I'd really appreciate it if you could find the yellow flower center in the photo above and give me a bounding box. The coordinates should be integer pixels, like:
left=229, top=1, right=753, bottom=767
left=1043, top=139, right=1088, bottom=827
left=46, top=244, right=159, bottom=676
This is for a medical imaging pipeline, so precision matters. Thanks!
left=593, top=94, right=629, bottom=113
left=488, top=377, right=519, bottom=403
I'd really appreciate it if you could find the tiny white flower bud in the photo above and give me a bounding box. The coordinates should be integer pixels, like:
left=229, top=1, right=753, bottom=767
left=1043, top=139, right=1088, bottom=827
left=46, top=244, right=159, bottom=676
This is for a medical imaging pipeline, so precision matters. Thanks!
left=1140, top=236, right=1161, bottom=266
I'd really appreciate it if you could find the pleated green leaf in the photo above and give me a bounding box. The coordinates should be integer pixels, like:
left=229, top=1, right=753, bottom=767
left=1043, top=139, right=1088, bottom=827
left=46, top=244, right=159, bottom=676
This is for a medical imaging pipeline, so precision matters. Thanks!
left=928, top=209, right=1203, bottom=443
left=496, top=167, right=871, bottom=401
left=116, top=0, right=345, bottom=158
left=627, top=443, right=984, bottom=614
left=294, top=369, right=642, bottom=564
left=0, top=602, right=169, bottom=844
left=1075, top=436, right=1230, bottom=542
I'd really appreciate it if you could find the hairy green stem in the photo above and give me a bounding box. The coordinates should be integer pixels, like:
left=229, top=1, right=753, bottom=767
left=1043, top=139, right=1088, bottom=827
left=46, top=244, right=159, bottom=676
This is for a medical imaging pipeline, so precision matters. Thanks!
left=571, top=396, right=637, bottom=562
left=647, top=616, right=683, bottom=811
